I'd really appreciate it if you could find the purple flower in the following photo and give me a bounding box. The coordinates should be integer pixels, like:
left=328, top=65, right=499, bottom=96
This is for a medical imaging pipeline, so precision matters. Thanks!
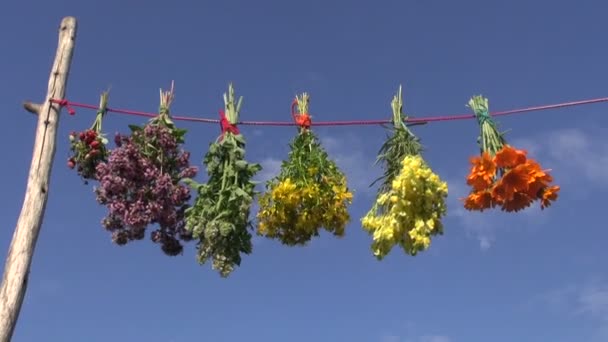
left=95, top=122, right=198, bottom=255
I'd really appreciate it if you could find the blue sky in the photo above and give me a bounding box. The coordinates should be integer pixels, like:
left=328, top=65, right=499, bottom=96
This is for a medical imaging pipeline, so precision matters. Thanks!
left=1, top=0, right=608, bottom=341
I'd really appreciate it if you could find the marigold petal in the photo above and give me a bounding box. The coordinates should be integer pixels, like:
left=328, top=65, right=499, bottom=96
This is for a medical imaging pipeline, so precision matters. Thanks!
left=501, top=164, right=531, bottom=191
left=462, top=191, right=494, bottom=211
left=490, top=182, right=507, bottom=204
left=526, top=179, right=546, bottom=198
left=540, top=185, right=560, bottom=209
left=501, top=192, right=534, bottom=212
left=494, top=145, right=527, bottom=169
left=466, top=152, right=497, bottom=191
left=466, top=173, right=493, bottom=192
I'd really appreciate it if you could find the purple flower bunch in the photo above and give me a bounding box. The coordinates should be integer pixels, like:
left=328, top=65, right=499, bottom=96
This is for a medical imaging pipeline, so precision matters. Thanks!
left=95, top=121, right=198, bottom=256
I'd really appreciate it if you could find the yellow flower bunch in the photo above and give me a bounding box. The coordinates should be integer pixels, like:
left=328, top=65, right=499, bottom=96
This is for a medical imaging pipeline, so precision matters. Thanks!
left=362, top=86, right=448, bottom=259
left=256, top=93, right=353, bottom=245
left=362, top=155, right=448, bottom=258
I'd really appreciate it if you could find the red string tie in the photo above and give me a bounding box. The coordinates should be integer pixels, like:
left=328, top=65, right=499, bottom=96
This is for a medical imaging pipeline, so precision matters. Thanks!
left=51, top=99, right=76, bottom=115
left=291, top=99, right=312, bottom=129
left=219, top=110, right=240, bottom=138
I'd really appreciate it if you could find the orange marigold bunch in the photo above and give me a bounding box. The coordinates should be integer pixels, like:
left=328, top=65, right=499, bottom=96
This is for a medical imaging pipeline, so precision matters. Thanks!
left=465, top=145, right=560, bottom=212
left=463, top=96, right=560, bottom=212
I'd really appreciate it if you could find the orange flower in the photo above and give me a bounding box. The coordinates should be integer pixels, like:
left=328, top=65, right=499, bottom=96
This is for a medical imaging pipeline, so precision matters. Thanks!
left=493, top=145, right=527, bottom=169
left=492, top=164, right=531, bottom=202
left=501, top=192, right=534, bottom=212
left=540, top=185, right=560, bottom=209
left=463, top=190, right=494, bottom=211
left=463, top=144, right=559, bottom=213
left=525, top=162, right=553, bottom=198
left=466, top=152, right=497, bottom=191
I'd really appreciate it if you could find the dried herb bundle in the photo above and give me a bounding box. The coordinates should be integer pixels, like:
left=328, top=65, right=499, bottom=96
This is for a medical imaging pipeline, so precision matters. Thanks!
left=185, top=84, right=262, bottom=277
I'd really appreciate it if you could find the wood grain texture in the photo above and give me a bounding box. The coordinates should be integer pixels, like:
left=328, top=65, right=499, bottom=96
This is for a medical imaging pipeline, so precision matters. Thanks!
left=0, top=16, right=77, bottom=342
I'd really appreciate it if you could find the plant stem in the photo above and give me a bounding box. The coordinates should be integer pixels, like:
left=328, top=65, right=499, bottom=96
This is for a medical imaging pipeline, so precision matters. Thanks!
left=468, top=95, right=506, bottom=157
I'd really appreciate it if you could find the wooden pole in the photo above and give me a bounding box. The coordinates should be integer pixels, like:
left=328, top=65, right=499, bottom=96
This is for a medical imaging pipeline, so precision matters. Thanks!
left=0, top=17, right=77, bottom=342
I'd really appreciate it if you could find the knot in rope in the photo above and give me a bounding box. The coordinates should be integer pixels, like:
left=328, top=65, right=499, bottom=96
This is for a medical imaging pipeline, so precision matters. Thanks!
left=291, top=100, right=312, bottom=129
left=219, top=110, right=240, bottom=138
left=52, top=99, right=76, bottom=115
left=475, top=109, right=492, bottom=126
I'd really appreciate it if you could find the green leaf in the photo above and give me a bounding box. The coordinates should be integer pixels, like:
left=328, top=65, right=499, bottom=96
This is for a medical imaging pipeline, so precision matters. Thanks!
left=234, top=147, right=245, bottom=156
left=208, top=143, right=219, bottom=155
left=174, top=128, right=188, bottom=136
left=234, top=134, right=246, bottom=145
left=233, top=187, right=249, bottom=199
left=219, top=222, right=235, bottom=237
left=248, top=163, right=262, bottom=172
left=234, top=160, right=248, bottom=170
left=162, top=115, right=175, bottom=126
left=181, top=178, right=200, bottom=188
left=128, top=124, right=142, bottom=132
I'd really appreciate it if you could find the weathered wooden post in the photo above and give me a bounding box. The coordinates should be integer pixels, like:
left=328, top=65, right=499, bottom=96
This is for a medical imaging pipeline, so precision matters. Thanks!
left=0, top=16, right=77, bottom=342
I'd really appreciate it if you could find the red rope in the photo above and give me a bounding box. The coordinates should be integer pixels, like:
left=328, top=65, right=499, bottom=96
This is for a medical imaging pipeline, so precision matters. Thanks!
left=291, top=99, right=312, bottom=128
left=53, top=99, right=76, bottom=115
left=219, top=109, right=240, bottom=139
left=49, top=96, right=608, bottom=127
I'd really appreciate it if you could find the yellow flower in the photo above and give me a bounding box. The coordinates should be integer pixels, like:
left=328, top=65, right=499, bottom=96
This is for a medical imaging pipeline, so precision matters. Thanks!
left=361, top=155, right=448, bottom=259
left=257, top=173, right=353, bottom=245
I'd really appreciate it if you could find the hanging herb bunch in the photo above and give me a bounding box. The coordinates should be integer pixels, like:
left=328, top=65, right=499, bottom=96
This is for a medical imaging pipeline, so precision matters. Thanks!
left=256, top=93, right=353, bottom=245
left=463, top=95, right=560, bottom=212
left=67, top=91, right=110, bottom=183
left=184, top=84, right=262, bottom=277
left=361, top=86, right=448, bottom=259
left=94, top=82, right=198, bottom=255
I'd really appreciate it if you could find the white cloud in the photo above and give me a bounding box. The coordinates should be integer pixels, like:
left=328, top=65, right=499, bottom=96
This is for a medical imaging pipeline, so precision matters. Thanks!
left=450, top=207, right=494, bottom=251
left=417, top=336, right=452, bottom=342
left=446, top=178, right=498, bottom=250
left=535, top=280, right=608, bottom=322
left=546, top=129, right=608, bottom=187
left=513, top=128, right=608, bottom=188
left=382, top=335, right=401, bottom=342
left=525, top=278, right=608, bottom=342
left=380, top=321, right=450, bottom=342
left=382, top=333, right=451, bottom=342
left=577, top=284, right=608, bottom=320
left=255, top=157, right=282, bottom=184
left=531, top=279, right=608, bottom=341
left=318, top=134, right=379, bottom=197
left=535, top=285, right=578, bottom=311
left=400, top=334, right=452, bottom=342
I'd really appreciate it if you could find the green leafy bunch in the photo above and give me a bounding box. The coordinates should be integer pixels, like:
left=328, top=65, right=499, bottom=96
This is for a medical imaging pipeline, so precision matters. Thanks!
left=273, top=93, right=344, bottom=186
left=184, top=84, right=262, bottom=277
left=276, top=131, right=341, bottom=187
left=371, top=85, right=422, bottom=195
